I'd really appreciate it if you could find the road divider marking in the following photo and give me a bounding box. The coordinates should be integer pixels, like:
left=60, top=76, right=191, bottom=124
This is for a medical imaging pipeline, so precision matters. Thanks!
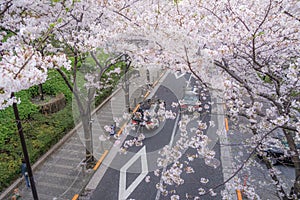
left=144, top=91, right=150, bottom=98
left=117, top=122, right=128, bottom=136
left=93, top=150, right=109, bottom=171
left=153, top=80, right=159, bottom=86
left=236, top=189, right=243, bottom=200
left=72, top=194, right=79, bottom=200
left=225, top=118, right=229, bottom=131
left=132, top=104, right=140, bottom=113
left=153, top=70, right=165, bottom=87
left=119, top=146, right=148, bottom=200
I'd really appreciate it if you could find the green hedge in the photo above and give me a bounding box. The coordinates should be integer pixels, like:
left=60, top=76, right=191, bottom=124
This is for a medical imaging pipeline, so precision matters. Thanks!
left=0, top=69, right=73, bottom=191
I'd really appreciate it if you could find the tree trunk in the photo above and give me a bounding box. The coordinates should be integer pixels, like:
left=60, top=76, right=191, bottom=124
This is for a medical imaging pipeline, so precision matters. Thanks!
left=56, top=58, right=95, bottom=167
left=38, top=84, right=44, bottom=101
left=283, top=129, right=300, bottom=199
left=82, top=113, right=94, bottom=168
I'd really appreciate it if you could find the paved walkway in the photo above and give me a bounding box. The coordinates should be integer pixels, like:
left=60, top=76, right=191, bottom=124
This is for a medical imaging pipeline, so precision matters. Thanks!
left=0, top=68, right=164, bottom=200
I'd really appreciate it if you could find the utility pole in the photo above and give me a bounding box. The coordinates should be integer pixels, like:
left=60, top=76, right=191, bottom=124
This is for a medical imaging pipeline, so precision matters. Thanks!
left=12, top=93, right=39, bottom=200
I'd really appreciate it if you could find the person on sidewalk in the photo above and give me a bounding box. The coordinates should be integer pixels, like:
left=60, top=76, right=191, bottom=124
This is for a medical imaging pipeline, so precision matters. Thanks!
left=110, top=124, right=116, bottom=136
left=21, top=159, right=30, bottom=189
left=11, top=188, right=21, bottom=200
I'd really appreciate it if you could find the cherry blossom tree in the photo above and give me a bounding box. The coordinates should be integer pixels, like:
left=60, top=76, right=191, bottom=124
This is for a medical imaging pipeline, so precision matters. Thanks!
left=1, top=0, right=127, bottom=167
left=43, top=0, right=131, bottom=165
left=191, top=1, right=300, bottom=199
left=1, top=0, right=299, bottom=199
left=0, top=1, right=71, bottom=199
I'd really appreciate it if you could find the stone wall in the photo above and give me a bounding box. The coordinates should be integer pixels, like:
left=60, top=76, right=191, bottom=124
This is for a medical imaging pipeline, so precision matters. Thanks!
left=40, top=93, right=66, bottom=115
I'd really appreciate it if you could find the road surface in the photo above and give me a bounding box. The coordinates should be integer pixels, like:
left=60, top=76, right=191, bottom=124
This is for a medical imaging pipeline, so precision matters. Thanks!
left=89, top=72, right=225, bottom=200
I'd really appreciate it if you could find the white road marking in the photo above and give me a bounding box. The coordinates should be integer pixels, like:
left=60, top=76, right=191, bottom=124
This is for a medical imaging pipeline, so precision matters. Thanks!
left=186, top=73, right=192, bottom=88
left=119, top=146, right=148, bottom=200
left=155, top=113, right=180, bottom=200
left=174, top=71, right=186, bottom=79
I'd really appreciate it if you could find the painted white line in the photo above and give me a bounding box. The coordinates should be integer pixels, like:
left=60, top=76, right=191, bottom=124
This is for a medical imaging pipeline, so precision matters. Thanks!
left=155, top=113, right=180, bottom=200
left=119, top=146, right=148, bottom=200
left=174, top=71, right=186, bottom=79
left=186, top=73, right=192, bottom=88
left=169, top=113, right=180, bottom=147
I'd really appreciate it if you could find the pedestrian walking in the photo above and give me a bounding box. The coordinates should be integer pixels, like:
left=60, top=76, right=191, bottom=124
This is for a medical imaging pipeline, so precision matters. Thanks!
left=11, top=188, right=21, bottom=200
left=21, top=159, right=30, bottom=188
left=110, top=124, right=116, bottom=136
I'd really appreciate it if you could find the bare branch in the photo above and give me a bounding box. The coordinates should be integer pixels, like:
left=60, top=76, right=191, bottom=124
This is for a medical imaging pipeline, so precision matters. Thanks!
left=214, top=59, right=253, bottom=93
left=284, top=11, right=300, bottom=22
left=253, top=0, right=272, bottom=36
left=199, top=5, right=223, bottom=23
left=0, top=0, right=13, bottom=17
left=183, top=46, right=208, bottom=88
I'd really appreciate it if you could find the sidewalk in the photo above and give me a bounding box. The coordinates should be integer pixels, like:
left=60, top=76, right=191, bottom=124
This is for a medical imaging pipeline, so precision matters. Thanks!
left=0, top=67, right=164, bottom=200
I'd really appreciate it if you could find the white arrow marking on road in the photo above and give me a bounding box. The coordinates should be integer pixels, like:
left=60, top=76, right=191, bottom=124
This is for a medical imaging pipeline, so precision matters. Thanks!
left=174, top=71, right=186, bottom=79
left=119, top=146, right=148, bottom=200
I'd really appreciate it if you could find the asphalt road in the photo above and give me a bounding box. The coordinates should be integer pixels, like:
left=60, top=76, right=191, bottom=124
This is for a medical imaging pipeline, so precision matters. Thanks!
left=89, top=72, right=224, bottom=200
